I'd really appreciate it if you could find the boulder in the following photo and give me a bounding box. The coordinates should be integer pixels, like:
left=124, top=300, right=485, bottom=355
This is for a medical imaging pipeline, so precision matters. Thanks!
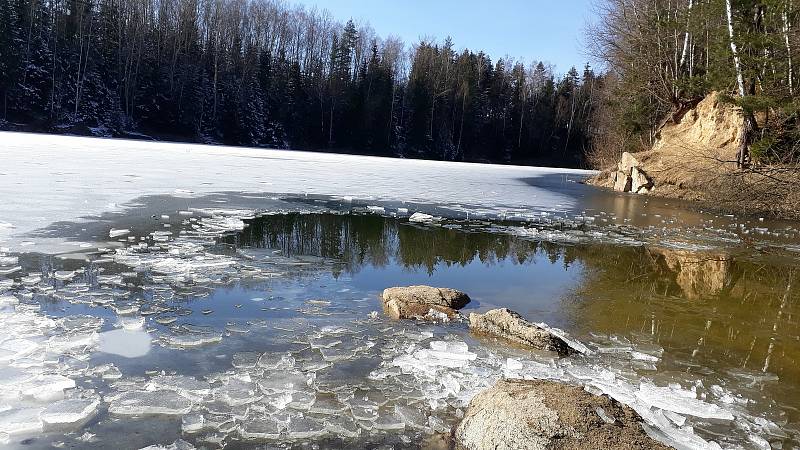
left=381, top=286, right=470, bottom=320
left=619, top=151, right=640, bottom=174
left=454, top=379, right=671, bottom=450
left=613, top=171, right=632, bottom=192
left=631, top=166, right=653, bottom=193
left=468, top=308, right=580, bottom=356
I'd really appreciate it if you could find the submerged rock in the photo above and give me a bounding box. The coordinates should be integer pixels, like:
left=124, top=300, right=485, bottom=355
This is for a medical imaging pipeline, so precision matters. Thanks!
left=381, top=286, right=470, bottom=320
left=454, top=379, right=671, bottom=450
left=468, top=308, right=578, bottom=356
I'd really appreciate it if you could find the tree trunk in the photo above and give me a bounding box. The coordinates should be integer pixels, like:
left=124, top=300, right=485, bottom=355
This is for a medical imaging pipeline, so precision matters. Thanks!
left=726, top=0, right=755, bottom=168
left=679, top=0, right=694, bottom=70
left=784, top=0, right=794, bottom=96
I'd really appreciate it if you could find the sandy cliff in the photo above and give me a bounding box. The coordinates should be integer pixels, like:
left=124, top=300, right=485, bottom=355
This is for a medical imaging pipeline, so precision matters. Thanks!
left=590, top=93, right=742, bottom=202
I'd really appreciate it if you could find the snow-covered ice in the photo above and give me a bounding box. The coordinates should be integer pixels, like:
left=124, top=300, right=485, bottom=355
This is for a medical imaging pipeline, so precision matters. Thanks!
left=0, top=132, right=591, bottom=250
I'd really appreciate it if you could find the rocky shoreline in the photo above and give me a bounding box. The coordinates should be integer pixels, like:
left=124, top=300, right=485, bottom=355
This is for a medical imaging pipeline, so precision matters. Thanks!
left=381, top=285, right=673, bottom=450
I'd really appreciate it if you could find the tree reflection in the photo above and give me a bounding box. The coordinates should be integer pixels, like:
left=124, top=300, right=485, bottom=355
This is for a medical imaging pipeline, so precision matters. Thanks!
left=225, top=213, right=800, bottom=395
left=227, top=213, right=545, bottom=275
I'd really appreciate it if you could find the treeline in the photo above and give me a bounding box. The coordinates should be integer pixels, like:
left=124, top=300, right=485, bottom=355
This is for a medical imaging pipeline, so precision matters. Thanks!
left=589, top=0, right=800, bottom=167
left=0, top=0, right=600, bottom=167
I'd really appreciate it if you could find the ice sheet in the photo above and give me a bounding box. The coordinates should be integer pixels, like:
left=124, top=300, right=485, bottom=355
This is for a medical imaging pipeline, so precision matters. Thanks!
left=0, top=132, right=591, bottom=250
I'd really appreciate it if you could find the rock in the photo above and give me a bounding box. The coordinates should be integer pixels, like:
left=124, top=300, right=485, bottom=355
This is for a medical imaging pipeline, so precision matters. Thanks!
left=468, top=308, right=578, bottom=356
left=619, top=152, right=640, bottom=174
left=588, top=92, right=746, bottom=201
left=454, top=379, right=671, bottom=450
left=613, top=171, right=632, bottom=192
left=422, top=433, right=452, bottom=450
left=631, top=166, right=653, bottom=193
left=613, top=152, right=648, bottom=193
left=381, top=286, right=470, bottom=320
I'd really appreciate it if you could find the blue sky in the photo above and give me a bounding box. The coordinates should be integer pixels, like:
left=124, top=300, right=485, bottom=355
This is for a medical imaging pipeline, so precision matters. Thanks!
left=297, top=0, right=595, bottom=74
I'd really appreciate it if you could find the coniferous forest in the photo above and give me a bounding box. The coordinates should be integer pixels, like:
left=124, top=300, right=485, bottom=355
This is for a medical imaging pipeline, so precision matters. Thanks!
left=0, top=0, right=600, bottom=167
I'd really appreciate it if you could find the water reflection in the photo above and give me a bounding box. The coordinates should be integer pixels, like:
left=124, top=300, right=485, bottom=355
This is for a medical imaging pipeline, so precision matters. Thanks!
left=226, top=213, right=556, bottom=276
left=226, top=213, right=800, bottom=423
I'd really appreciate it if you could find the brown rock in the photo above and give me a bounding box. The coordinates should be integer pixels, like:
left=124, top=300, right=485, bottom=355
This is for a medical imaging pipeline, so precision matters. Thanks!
left=454, top=379, right=672, bottom=450
left=468, top=308, right=580, bottom=356
left=381, top=286, right=470, bottom=320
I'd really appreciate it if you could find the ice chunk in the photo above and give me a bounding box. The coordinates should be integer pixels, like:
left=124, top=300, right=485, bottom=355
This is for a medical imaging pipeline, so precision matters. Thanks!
left=374, top=409, right=405, bottom=430
left=323, top=415, right=360, bottom=438
left=309, top=395, right=347, bottom=415
left=395, top=404, right=428, bottom=429
left=534, top=322, right=591, bottom=354
left=0, top=407, right=44, bottom=435
left=641, top=422, right=723, bottom=450
left=409, top=212, right=434, bottom=223
left=0, top=366, right=34, bottom=393
left=0, top=256, right=18, bottom=266
left=21, top=374, right=75, bottom=401
left=181, top=413, right=205, bottom=434
left=54, top=270, right=78, bottom=281
left=595, top=406, right=616, bottom=424
left=139, top=439, right=195, bottom=450
left=41, top=399, right=99, bottom=428
left=108, top=390, right=193, bottom=416
left=0, top=266, right=21, bottom=276
left=147, top=375, right=211, bottom=401
left=161, top=331, right=222, bottom=348
left=0, top=295, right=18, bottom=309
left=109, top=229, right=131, bottom=238
left=213, top=378, right=261, bottom=406
left=256, top=371, right=309, bottom=393
left=239, top=416, right=282, bottom=440
left=117, top=316, right=145, bottom=330
left=47, top=332, right=98, bottom=353
left=636, top=383, right=734, bottom=421
left=21, top=375, right=76, bottom=401
left=286, top=416, right=327, bottom=439
left=231, top=352, right=261, bottom=369
left=287, top=391, right=316, bottom=410
left=98, top=329, right=151, bottom=358
left=428, top=341, right=476, bottom=360
left=0, top=338, right=39, bottom=362
left=350, top=405, right=378, bottom=421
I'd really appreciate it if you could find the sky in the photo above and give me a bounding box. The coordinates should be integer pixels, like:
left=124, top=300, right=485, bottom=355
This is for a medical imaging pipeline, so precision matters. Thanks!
left=297, top=0, right=596, bottom=75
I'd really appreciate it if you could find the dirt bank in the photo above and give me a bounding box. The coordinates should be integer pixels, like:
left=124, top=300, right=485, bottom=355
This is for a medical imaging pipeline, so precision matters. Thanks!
left=589, top=93, right=800, bottom=219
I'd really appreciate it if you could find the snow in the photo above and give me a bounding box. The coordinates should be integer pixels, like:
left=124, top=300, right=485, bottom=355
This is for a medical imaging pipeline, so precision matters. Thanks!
left=0, top=132, right=593, bottom=251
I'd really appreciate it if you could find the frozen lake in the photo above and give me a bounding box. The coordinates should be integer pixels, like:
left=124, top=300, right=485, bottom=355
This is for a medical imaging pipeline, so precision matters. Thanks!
left=0, top=132, right=593, bottom=252
left=1, top=132, right=799, bottom=449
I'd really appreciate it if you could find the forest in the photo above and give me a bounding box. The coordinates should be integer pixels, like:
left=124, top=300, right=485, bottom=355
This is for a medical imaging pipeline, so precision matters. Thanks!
left=0, top=0, right=599, bottom=167
left=588, top=0, right=800, bottom=169
left=2, top=0, right=799, bottom=170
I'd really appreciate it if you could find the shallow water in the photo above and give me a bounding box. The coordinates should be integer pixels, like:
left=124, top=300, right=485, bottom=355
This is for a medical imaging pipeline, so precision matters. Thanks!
left=0, top=203, right=799, bottom=449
